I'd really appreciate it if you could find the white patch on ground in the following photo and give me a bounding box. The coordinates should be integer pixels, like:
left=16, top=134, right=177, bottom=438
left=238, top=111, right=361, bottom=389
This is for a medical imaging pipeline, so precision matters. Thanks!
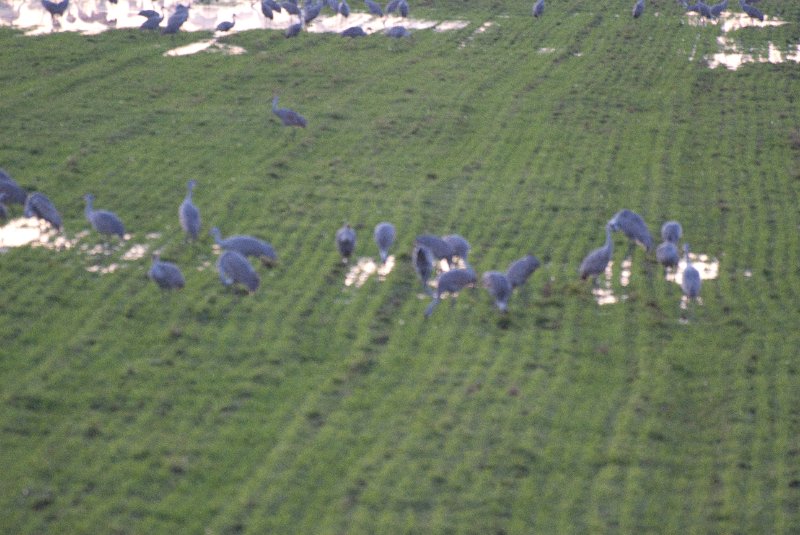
left=344, top=255, right=395, bottom=288
left=672, top=252, right=719, bottom=286
left=593, top=260, right=621, bottom=306
left=690, top=11, right=797, bottom=70
left=164, top=38, right=246, bottom=57
left=0, top=217, right=77, bottom=251
left=459, top=21, right=492, bottom=49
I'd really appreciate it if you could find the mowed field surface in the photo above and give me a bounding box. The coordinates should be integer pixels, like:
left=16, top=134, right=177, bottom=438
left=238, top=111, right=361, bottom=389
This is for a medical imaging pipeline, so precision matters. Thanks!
left=1, top=1, right=799, bottom=532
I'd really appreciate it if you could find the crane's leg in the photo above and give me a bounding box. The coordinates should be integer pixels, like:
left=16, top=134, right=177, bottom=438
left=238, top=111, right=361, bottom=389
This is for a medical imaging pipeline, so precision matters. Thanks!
left=424, top=297, right=440, bottom=318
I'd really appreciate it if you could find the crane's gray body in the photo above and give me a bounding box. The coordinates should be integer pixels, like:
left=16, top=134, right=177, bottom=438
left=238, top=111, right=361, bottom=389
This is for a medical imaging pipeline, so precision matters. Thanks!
left=24, top=192, right=62, bottom=230
left=482, top=271, right=512, bottom=312
left=211, top=227, right=277, bottom=265
left=580, top=224, right=614, bottom=282
left=217, top=250, right=260, bottom=293
left=148, top=254, right=185, bottom=290
left=0, top=170, right=27, bottom=204
left=374, top=222, right=396, bottom=264
left=424, top=267, right=477, bottom=318
left=84, top=194, right=125, bottom=238
left=506, top=254, right=541, bottom=288
left=336, top=224, right=356, bottom=262
left=610, top=209, right=653, bottom=252
left=179, top=180, right=201, bottom=241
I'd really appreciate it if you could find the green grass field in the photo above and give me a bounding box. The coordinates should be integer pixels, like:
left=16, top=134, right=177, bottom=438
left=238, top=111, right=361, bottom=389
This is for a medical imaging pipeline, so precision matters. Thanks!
left=1, top=1, right=799, bottom=532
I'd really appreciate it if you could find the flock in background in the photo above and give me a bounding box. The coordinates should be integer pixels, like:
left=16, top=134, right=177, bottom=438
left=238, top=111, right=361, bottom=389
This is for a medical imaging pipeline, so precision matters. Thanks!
left=37, top=0, right=772, bottom=39
left=41, top=0, right=417, bottom=38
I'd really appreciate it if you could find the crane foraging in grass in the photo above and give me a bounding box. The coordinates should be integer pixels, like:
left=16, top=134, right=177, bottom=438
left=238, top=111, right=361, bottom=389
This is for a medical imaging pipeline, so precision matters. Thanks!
left=84, top=194, right=125, bottom=239
left=373, top=222, right=396, bottom=264
left=579, top=223, right=614, bottom=285
left=24, top=192, right=62, bottom=230
left=661, top=220, right=683, bottom=244
left=413, top=244, right=435, bottom=294
left=656, top=241, right=680, bottom=273
left=506, top=254, right=541, bottom=289
left=532, top=0, right=544, bottom=17
left=336, top=223, right=356, bottom=263
left=424, top=267, right=477, bottom=318
left=482, top=271, right=513, bottom=313
left=609, top=209, right=653, bottom=254
left=148, top=253, right=185, bottom=290
left=217, top=250, right=260, bottom=293
left=211, top=227, right=277, bottom=266
left=0, top=170, right=28, bottom=205
left=680, top=243, right=701, bottom=300
left=415, top=234, right=453, bottom=268
left=632, top=0, right=644, bottom=18
left=272, top=95, right=307, bottom=127
left=442, top=234, right=470, bottom=265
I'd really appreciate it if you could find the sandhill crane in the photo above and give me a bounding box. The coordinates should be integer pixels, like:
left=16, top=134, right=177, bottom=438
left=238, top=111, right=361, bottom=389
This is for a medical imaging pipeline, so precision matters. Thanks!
left=24, top=192, right=62, bottom=230
left=482, top=271, right=513, bottom=312
left=84, top=194, right=125, bottom=239
left=0, top=170, right=27, bottom=204
left=210, top=227, right=277, bottom=266
left=374, top=222, right=395, bottom=264
left=336, top=223, right=356, bottom=263
left=442, top=234, right=470, bottom=264
left=579, top=223, right=614, bottom=285
left=610, top=209, right=653, bottom=253
left=272, top=95, right=307, bottom=127
left=506, top=254, right=541, bottom=289
left=179, top=180, right=201, bottom=241
left=217, top=250, right=260, bottom=293
left=424, top=268, right=476, bottom=318
left=148, top=253, right=185, bottom=290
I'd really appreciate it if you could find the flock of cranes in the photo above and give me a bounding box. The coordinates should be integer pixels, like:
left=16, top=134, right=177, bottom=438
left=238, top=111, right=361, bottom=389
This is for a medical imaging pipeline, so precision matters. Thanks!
left=528, top=0, right=768, bottom=21
left=579, top=209, right=702, bottom=312
left=37, top=0, right=771, bottom=37
left=133, top=0, right=414, bottom=38
left=3, top=158, right=703, bottom=319
left=11, top=0, right=716, bottom=319
left=39, top=0, right=415, bottom=36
